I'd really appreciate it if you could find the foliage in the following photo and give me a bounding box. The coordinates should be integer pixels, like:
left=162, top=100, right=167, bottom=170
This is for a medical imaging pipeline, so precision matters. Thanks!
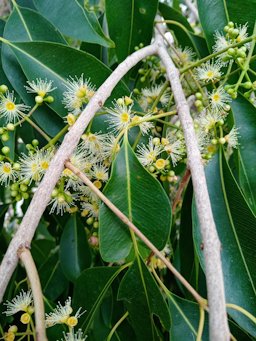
left=0, top=0, right=256, bottom=340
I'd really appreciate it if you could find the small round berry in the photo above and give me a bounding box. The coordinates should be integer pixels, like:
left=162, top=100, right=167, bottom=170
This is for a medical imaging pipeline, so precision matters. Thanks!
left=2, top=146, right=10, bottom=155
left=13, top=163, right=21, bottom=171
left=1, top=133, right=9, bottom=142
left=0, top=84, right=8, bottom=93
left=219, top=137, right=226, bottom=145
left=35, top=95, right=44, bottom=104
left=6, top=123, right=15, bottom=131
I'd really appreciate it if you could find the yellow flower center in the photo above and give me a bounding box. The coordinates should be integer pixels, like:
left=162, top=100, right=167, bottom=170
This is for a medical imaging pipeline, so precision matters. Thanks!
left=63, top=168, right=73, bottom=176
left=155, top=159, right=166, bottom=170
left=4, top=332, right=15, bottom=341
left=3, top=163, right=11, bottom=174
left=40, top=161, right=49, bottom=170
left=38, top=90, right=46, bottom=97
left=67, top=114, right=76, bottom=126
left=206, top=70, right=214, bottom=78
left=66, top=316, right=78, bottom=327
left=131, top=115, right=140, bottom=124
left=5, top=101, right=16, bottom=111
left=93, top=180, right=102, bottom=189
left=31, top=163, right=38, bottom=173
left=120, top=112, right=130, bottom=123
left=20, top=313, right=30, bottom=325
left=147, top=151, right=156, bottom=162
left=88, top=134, right=97, bottom=142
left=95, top=171, right=105, bottom=180
left=76, top=86, right=87, bottom=98
left=212, top=93, right=220, bottom=102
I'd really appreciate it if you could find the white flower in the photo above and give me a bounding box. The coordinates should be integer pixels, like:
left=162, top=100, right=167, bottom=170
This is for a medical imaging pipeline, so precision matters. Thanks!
left=60, top=329, right=87, bottom=341
left=171, top=46, right=195, bottom=66
left=225, top=127, right=239, bottom=149
left=106, top=100, right=134, bottom=133
left=213, top=31, right=231, bottom=54
left=209, top=87, right=232, bottom=112
left=162, top=131, right=185, bottom=166
left=136, top=137, right=163, bottom=166
left=81, top=199, right=100, bottom=218
left=78, top=185, right=98, bottom=202
left=91, top=164, right=109, bottom=182
left=139, top=84, right=170, bottom=110
left=3, top=290, right=33, bottom=316
left=0, top=162, right=18, bottom=186
left=99, top=134, right=120, bottom=161
left=195, top=60, right=223, bottom=82
left=45, top=297, right=84, bottom=328
left=131, top=114, right=154, bottom=135
left=63, top=75, right=96, bottom=115
left=195, top=129, right=210, bottom=153
left=19, top=149, right=54, bottom=184
left=25, top=78, right=56, bottom=97
left=235, top=23, right=248, bottom=43
left=79, top=132, right=107, bottom=157
left=197, top=111, right=222, bottom=132
left=49, top=191, right=77, bottom=215
left=0, top=91, right=30, bottom=123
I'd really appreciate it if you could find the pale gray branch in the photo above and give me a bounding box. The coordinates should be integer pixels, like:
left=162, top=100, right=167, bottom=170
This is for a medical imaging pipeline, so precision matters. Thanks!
left=18, top=247, right=47, bottom=341
left=0, top=42, right=158, bottom=301
left=156, top=31, right=229, bottom=340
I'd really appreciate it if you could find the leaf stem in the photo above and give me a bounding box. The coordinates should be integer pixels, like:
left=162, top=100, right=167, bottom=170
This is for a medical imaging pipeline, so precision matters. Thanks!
left=226, top=303, right=256, bottom=324
left=42, top=124, right=69, bottom=150
left=196, top=306, right=205, bottom=341
left=106, top=311, right=129, bottom=341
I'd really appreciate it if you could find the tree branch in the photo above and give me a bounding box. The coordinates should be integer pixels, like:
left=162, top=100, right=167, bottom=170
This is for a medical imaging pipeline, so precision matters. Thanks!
left=65, top=161, right=206, bottom=307
left=0, top=42, right=159, bottom=302
left=155, top=30, right=230, bottom=340
left=18, top=247, right=47, bottom=341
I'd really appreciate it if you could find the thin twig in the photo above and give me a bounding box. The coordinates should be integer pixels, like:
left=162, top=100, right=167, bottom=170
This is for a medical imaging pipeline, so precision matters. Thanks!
left=155, top=26, right=230, bottom=340
left=18, top=247, right=47, bottom=341
left=0, top=41, right=159, bottom=302
left=65, top=161, right=206, bottom=307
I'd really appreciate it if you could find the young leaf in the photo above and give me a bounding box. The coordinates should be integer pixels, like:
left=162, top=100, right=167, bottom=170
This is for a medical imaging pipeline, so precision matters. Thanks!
left=193, top=150, right=256, bottom=337
left=59, top=214, right=91, bottom=282
left=34, top=0, right=114, bottom=47
left=106, top=0, right=158, bottom=62
left=118, top=257, right=171, bottom=340
left=99, top=136, right=172, bottom=262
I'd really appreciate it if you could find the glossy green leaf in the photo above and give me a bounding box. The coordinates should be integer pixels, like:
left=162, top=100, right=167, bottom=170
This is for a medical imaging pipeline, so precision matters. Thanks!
left=2, top=4, right=66, bottom=137
left=106, top=0, right=158, bottom=62
left=159, top=3, right=209, bottom=58
left=59, top=214, right=91, bottom=282
left=99, top=136, right=171, bottom=262
left=34, top=0, right=114, bottom=47
left=231, top=95, right=256, bottom=213
left=226, top=0, right=256, bottom=34
left=169, top=294, right=208, bottom=340
left=118, top=258, right=171, bottom=340
left=6, top=41, right=130, bottom=117
left=73, top=266, right=125, bottom=332
left=193, top=150, right=256, bottom=336
left=197, top=0, right=229, bottom=49
left=39, top=253, right=68, bottom=300
left=31, top=239, right=56, bottom=265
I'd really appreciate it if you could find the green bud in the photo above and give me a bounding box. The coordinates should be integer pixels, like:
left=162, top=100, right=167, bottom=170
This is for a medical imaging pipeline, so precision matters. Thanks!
left=15, top=194, right=22, bottom=201
left=244, top=91, right=251, bottom=98
left=0, top=155, right=4, bottom=161
left=237, top=50, right=246, bottom=58
left=6, top=123, right=15, bottom=131
left=242, top=81, right=252, bottom=89
left=195, top=92, right=202, bottom=100
left=138, top=68, right=145, bottom=74
left=26, top=144, right=33, bottom=150
left=134, top=46, right=139, bottom=51
left=211, top=138, right=218, bottom=145
left=32, top=139, right=39, bottom=146
left=218, top=119, right=224, bottom=126
left=0, top=84, right=8, bottom=93
left=224, top=25, right=229, bottom=32
left=44, top=96, right=54, bottom=103
left=140, top=76, right=146, bottom=82
left=13, top=163, right=21, bottom=171
left=2, top=146, right=10, bottom=154
left=22, top=192, right=29, bottom=200
left=35, top=95, right=44, bottom=104
left=252, top=81, right=256, bottom=90
left=152, top=137, right=160, bottom=145
left=227, top=48, right=236, bottom=56
left=195, top=99, right=202, bottom=107
left=228, top=21, right=234, bottom=28
left=169, top=170, right=175, bottom=177
left=139, top=43, right=144, bottom=48
left=1, top=133, right=9, bottom=142
left=149, top=165, right=155, bottom=173
left=51, top=188, right=59, bottom=197
left=22, top=178, right=30, bottom=185
left=133, top=88, right=140, bottom=95
left=0, top=128, right=4, bottom=135
left=219, top=137, right=226, bottom=145
left=11, top=183, right=19, bottom=190
left=20, top=184, right=28, bottom=192
left=86, top=217, right=94, bottom=225
left=93, top=221, right=99, bottom=228
left=11, top=190, right=18, bottom=197
left=232, top=28, right=239, bottom=37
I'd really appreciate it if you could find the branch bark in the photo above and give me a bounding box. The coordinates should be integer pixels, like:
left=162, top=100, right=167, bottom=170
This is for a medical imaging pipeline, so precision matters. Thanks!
left=156, top=30, right=229, bottom=340
left=0, top=42, right=158, bottom=302
left=18, top=247, right=47, bottom=341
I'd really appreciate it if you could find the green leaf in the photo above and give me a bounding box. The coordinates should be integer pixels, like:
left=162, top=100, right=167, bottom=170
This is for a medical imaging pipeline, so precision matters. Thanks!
left=31, top=239, right=56, bottom=265
left=59, top=214, right=91, bottom=282
left=169, top=294, right=209, bottom=340
left=2, top=4, right=66, bottom=137
left=106, top=0, right=158, bottom=62
left=34, top=0, right=114, bottom=47
left=197, top=0, right=229, bottom=49
left=39, top=253, right=69, bottom=300
left=193, top=150, right=256, bottom=337
left=5, top=41, right=130, bottom=117
left=118, top=258, right=171, bottom=340
left=99, top=136, right=171, bottom=262
left=159, top=3, right=209, bottom=58
left=231, top=95, right=256, bottom=213
left=73, top=266, right=125, bottom=332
